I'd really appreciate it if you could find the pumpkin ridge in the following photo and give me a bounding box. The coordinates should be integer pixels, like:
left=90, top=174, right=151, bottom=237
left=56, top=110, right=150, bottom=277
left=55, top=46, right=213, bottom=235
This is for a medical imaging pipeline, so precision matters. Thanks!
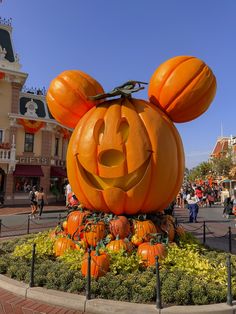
left=139, top=158, right=154, bottom=213
left=59, top=76, right=94, bottom=111
left=163, top=63, right=206, bottom=111
left=169, top=74, right=216, bottom=122
left=153, top=56, right=194, bottom=102
left=68, top=108, right=97, bottom=209
left=78, top=71, right=103, bottom=99
left=130, top=99, right=154, bottom=213
left=48, top=91, right=83, bottom=122
left=160, top=117, right=184, bottom=208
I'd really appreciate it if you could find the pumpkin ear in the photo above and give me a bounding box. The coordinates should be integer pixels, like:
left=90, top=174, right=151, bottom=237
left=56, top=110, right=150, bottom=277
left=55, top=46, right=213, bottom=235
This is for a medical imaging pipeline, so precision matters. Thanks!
left=148, top=56, right=217, bottom=123
left=46, top=70, right=104, bottom=129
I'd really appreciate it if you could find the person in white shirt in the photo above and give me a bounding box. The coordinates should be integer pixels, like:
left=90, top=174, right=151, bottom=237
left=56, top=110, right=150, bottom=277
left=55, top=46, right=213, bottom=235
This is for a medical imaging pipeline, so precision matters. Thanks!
left=186, top=191, right=199, bottom=223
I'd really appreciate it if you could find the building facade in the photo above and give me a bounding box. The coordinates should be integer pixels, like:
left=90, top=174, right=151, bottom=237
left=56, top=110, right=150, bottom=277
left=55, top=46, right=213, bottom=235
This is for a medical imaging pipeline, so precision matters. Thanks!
left=0, top=18, right=70, bottom=205
left=211, top=135, right=236, bottom=164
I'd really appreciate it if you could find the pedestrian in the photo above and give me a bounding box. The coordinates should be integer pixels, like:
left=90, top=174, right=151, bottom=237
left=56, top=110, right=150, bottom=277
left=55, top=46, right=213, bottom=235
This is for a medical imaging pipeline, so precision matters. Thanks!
left=65, top=180, right=72, bottom=207
left=222, top=197, right=233, bottom=218
left=29, top=186, right=37, bottom=218
left=186, top=191, right=199, bottom=223
left=36, top=187, right=47, bottom=218
left=231, top=189, right=236, bottom=216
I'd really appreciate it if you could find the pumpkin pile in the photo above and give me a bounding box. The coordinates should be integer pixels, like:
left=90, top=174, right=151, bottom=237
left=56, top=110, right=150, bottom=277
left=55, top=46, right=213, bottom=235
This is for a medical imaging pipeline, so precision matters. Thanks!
left=52, top=205, right=185, bottom=278
left=46, top=55, right=216, bottom=278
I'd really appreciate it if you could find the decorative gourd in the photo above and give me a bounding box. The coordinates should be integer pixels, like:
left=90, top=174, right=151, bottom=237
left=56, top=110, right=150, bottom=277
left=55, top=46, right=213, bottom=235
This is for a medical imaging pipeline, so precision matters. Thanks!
left=148, top=56, right=216, bottom=122
left=67, top=97, right=184, bottom=215
left=159, top=216, right=175, bottom=242
left=106, top=238, right=128, bottom=252
left=109, top=216, right=130, bottom=239
left=84, top=221, right=106, bottom=247
left=131, top=234, right=143, bottom=247
left=75, top=240, right=87, bottom=251
left=46, top=70, right=104, bottom=128
left=54, top=237, right=75, bottom=257
left=67, top=192, right=79, bottom=207
left=175, top=225, right=185, bottom=237
left=137, top=241, right=167, bottom=267
left=133, top=219, right=157, bottom=242
left=62, top=220, right=68, bottom=233
left=67, top=210, right=89, bottom=240
left=81, top=250, right=110, bottom=278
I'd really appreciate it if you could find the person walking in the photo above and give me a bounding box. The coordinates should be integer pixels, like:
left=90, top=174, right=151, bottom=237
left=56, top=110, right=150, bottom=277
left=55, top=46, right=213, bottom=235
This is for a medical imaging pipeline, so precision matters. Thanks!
left=36, top=187, right=47, bottom=218
left=186, top=191, right=199, bottom=223
left=29, top=186, right=37, bottom=218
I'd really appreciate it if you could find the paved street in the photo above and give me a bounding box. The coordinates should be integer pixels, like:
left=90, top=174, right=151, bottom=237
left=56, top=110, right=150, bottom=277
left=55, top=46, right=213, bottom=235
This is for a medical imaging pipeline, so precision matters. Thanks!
left=0, top=203, right=67, bottom=238
left=0, top=202, right=235, bottom=253
left=174, top=204, right=236, bottom=254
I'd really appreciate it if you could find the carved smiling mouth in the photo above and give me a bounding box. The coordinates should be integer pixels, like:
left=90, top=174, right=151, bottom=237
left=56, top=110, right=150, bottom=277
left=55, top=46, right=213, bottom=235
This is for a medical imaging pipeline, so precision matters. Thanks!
left=75, top=155, right=151, bottom=191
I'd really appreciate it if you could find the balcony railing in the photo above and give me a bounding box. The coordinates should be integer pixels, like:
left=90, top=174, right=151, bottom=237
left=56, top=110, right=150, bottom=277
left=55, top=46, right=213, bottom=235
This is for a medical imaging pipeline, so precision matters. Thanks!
left=0, top=148, right=11, bottom=161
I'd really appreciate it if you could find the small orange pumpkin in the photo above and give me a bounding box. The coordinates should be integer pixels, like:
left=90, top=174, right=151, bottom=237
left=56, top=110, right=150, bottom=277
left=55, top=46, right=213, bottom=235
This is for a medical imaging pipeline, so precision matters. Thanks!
left=81, top=250, right=110, bottom=278
left=137, top=241, right=167, bottom=267
left=46, top=70, right=104, bottom=128
left=109, top=216, right=130, bottom=239
left=54, top=237, right=76, bottom=257
left=106, top=238, right=128, bottom=252
left=133, top=219, right=157, bottom=242
left=148, top=56, right=217, bottom=123
left=67, top=210, right=89, bottom=240
left=84, top=221, right=106, bottom=247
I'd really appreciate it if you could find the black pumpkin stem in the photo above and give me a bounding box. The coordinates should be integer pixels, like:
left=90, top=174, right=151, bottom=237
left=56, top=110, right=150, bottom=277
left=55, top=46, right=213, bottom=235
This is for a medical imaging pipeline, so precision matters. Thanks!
left=88, top=80, right=148, bottom=101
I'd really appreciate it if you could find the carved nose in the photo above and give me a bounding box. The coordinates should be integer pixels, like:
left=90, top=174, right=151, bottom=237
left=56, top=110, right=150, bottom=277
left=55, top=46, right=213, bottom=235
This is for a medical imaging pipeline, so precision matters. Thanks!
left=99, top=149, right=125, bottom=167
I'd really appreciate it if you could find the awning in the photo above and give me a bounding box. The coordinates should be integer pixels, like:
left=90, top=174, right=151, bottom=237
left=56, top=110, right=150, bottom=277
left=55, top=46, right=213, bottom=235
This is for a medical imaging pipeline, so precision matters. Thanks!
left=50, top=166, right=67, bottom=178
left=13, top=165, right=44, bottom=177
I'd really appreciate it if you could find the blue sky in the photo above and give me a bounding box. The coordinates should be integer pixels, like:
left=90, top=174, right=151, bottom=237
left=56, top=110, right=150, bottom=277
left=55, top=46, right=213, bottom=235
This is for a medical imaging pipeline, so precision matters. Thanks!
left=1, top=0, right=236, bottom=169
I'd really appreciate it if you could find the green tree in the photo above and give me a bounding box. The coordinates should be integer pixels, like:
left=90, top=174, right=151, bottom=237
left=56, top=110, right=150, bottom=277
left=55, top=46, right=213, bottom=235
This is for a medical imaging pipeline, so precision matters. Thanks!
left=211, top=156, right=233, bottom=178
left=187, top=161, right=212, bottom=182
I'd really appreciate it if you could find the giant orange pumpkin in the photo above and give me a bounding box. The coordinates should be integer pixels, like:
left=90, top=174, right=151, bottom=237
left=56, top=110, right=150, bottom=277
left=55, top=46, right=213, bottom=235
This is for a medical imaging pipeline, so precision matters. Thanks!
left=148, top=56, right=217, bottom=122
left=46, top=70, right=104, bottom=129
left=67, top=97, right=184, bottom=215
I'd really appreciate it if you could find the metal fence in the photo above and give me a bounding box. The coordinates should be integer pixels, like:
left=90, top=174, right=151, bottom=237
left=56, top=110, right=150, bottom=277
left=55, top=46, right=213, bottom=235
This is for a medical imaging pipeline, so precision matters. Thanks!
left=28, top=243, right=234, bottom=309
left=0, top=213, right=66, bottom=238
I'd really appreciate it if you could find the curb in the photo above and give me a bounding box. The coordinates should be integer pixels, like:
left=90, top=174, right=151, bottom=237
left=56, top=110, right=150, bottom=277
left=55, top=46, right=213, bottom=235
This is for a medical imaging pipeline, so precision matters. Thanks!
left=0, top=275, right=235, bottom=313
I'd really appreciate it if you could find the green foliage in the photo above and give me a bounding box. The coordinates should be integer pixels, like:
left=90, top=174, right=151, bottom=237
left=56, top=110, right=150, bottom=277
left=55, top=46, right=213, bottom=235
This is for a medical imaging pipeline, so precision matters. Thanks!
left=57, top=249, right=84, bottom=270
left=108, top=250, right=142, bottom=274
left=0, top=230, right=236, bottom=305
left=12, top=230, right=54, bottom=259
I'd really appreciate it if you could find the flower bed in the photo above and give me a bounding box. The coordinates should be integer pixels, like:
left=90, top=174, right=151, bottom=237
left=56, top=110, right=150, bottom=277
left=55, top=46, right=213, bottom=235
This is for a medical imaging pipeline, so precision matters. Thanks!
left=0, top=229, right=235, bottom=306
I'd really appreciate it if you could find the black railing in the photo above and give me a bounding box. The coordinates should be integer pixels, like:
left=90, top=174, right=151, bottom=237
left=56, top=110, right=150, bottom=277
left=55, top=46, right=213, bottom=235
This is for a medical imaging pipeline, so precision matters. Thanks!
left=30, top=242, right=234, bottom=309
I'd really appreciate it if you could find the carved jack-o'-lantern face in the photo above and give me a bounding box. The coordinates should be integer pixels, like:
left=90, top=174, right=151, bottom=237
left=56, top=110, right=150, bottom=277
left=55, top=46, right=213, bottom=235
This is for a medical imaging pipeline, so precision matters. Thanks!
left=67, top=97, right=185, bottom=215
left=47, top=56, right=216, bottom=215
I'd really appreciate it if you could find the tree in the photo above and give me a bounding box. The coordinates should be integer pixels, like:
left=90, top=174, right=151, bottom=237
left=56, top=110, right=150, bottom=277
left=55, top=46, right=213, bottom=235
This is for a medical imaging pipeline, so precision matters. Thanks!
left=187, top=161, right=212, bottom=182
left=211, top=156, right=233, bottom=178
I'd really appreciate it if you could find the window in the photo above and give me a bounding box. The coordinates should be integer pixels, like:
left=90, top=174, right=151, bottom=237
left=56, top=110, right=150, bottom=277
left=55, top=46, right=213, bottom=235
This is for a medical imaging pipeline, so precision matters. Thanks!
left=24, top=133, right=34, bottom=152
left=55, top=138, right=59, bottom=156
left=0, top=130, right=3, bottom=144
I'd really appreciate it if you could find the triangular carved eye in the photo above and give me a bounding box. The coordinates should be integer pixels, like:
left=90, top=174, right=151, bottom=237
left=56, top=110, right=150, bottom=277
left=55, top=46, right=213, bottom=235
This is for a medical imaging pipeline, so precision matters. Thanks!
left=118, top=118, right=129, bottom=143
left=94, top=119, right=105, bottom=145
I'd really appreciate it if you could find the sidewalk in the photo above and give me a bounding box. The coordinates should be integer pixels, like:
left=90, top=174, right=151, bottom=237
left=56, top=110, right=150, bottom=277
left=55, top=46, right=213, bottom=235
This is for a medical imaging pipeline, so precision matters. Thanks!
left=174, top=204, right=236, bottom=254
left=0, top=202, right=67, bottom=216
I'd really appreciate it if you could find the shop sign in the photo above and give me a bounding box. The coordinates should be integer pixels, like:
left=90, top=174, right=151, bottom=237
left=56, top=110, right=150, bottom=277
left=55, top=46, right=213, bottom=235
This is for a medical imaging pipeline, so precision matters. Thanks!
left=16, top=156, right=49, bottom=165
